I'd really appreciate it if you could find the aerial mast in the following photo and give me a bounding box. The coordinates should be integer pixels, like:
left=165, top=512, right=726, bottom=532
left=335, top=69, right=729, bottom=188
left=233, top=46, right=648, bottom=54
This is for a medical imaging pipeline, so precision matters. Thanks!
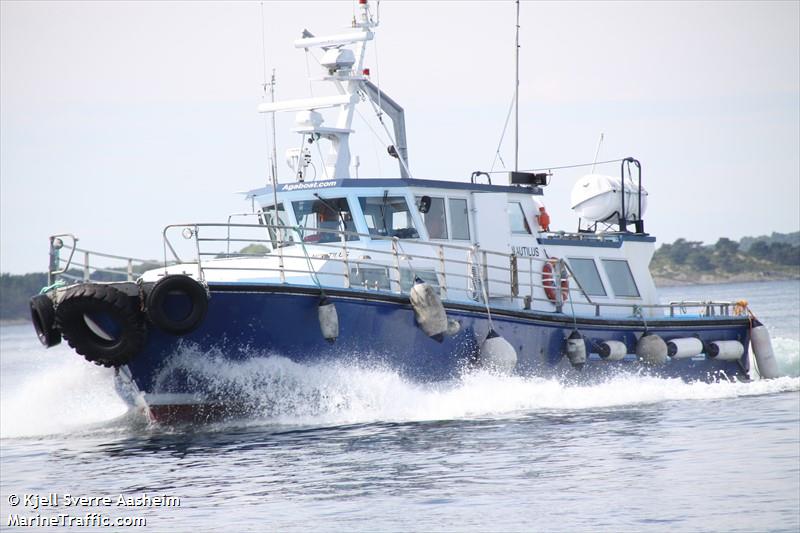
left=514, top=0, right=520, bottom=172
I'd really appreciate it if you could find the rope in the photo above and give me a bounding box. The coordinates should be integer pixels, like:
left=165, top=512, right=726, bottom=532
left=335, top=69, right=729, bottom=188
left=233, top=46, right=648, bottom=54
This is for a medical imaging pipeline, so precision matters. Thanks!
left=489, top=91, right=516, bottom=172
left=293, top=226, right=324, bottom=292
left=485, top=157, right=627, bottom=174
left=354, top=106, right=384, bottom=175
left=633, top=304, right=648, bottom=332
left=473, top=247, right=495, bottom=330
left=39, top=280, right=65, bottom=295
left=733, top=299, right=750, bottom=317
left=562, top=261, right=579, bottom=331
left=364, top=94, right=414, bottom=178
left=392, top=237, right=420, bottom=289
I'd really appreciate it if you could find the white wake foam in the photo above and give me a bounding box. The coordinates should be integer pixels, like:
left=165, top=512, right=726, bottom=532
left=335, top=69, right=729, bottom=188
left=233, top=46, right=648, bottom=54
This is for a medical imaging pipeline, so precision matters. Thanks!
left=0, top=330, right=128, bottom=439
left=152, top=342, right=800, bottom=428
left=2, top=327, right=798, bottom=438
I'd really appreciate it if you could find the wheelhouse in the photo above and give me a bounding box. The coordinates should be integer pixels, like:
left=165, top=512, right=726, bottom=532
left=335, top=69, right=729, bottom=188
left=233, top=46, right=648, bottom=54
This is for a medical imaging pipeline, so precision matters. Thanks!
left=233, top=177, right=659, bottom=318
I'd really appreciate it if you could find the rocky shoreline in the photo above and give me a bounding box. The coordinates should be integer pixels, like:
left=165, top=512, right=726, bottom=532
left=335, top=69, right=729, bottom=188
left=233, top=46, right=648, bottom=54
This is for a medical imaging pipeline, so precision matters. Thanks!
left=653, top=270, right=799, bottom=287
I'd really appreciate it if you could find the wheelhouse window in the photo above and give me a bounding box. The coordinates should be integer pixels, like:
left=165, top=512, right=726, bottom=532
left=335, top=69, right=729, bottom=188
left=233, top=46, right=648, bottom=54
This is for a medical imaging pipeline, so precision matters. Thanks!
left=509, top=202, right=532, bottom=234
left=566, top=258, right=607, bottom=296
left=416, top=196, right=448, bottom=240
left=602, top=259, right=640, bottom=297
left=260, top=204, right=293, bottom=249
left=292, top=197, right=357, bottom=243
left=448, top=198, right=470, bottom=240
left=359, top=196, right=419, bottom=239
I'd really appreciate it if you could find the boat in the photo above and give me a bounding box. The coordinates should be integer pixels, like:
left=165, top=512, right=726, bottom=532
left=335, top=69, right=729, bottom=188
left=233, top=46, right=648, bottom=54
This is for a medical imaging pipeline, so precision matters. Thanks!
left=28, top=0, right=781, bottom=423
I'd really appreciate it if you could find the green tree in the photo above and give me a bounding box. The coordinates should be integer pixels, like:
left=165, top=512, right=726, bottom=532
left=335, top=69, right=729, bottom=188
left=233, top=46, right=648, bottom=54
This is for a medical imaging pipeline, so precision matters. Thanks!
left=688, top=251, right=714, bottom=271
left=238, top=244, right=269, bottom=255
left=714, top=237, right=739, bottom=255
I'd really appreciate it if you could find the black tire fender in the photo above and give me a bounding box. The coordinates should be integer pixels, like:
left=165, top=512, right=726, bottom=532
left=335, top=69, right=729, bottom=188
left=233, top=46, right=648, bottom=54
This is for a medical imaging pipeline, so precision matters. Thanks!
left=55, top=284, right=147, bottom=367
left=145, top=275, right=208, bottom=335
left=30, top=293, right=61, bottom=348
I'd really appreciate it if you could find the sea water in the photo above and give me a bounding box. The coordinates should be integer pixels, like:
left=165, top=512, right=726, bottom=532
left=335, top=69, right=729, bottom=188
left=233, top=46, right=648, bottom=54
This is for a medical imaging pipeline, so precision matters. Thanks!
left=1, top=280, right=798, bottom=532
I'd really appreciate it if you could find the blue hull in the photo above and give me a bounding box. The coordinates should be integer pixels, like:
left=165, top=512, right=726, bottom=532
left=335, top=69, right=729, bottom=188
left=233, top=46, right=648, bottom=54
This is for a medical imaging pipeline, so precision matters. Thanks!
left=118, top=283, right=753, bottom=418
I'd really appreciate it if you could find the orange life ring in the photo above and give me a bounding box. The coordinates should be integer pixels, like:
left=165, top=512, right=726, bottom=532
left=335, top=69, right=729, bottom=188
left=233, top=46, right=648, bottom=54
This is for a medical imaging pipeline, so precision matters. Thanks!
left=542, top=258, right=569, bottom=303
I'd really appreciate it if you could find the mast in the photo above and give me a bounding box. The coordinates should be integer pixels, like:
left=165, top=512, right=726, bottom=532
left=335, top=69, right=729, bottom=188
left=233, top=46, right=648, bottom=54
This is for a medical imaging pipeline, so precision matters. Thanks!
left=269, top=69, right=278, bottom=184
left=514, top=0, right=520, bottom=172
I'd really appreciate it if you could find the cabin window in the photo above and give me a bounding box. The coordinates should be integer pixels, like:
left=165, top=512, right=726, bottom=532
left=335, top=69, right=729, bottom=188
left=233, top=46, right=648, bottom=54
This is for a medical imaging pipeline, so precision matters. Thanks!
left=260, top=204, right=293, bottom=248
left=351, top=266, right=391, bottom=290
left=508, top=202, right=531, bottom=234
left=566, top=258, right=607, bottom=296
left=358, top=196, right=419, bottom=239
left=601, top=259, right=640, bottom=297
left=291, top=197, right=357, bottom=243
left=449, top=198, right=470, bottom=240
left=416, top=196, right=448, bottom=239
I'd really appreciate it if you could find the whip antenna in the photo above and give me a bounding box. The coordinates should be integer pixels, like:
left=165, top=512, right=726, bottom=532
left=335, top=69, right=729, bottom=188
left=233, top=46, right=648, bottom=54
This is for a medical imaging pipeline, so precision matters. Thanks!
left=259, top=1, right=278, bottom=187
left=514, top=0, right=520, bottom=171
left=260, top=2, right=282, bottom=254
left=591, top=133, right=605, bottom=173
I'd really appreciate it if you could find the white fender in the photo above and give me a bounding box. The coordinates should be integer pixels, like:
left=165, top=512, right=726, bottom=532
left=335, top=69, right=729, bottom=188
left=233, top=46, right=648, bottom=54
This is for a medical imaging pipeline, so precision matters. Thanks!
left=636, top=333, right=668, bottom=365
left=565, top=330, right=587, bottom=368
left=707, top=340, right=744, bottom=361
left=480, top=329, right=517, bottom=374
left=667, top=337, right=703, bottom=359
left=318, top=297, right=339, bottom=343
left=598, top=340, right=627, bottom=361
left=750, top=319, right=780, bottom=379
left=410, top=277, right=448, bottom=342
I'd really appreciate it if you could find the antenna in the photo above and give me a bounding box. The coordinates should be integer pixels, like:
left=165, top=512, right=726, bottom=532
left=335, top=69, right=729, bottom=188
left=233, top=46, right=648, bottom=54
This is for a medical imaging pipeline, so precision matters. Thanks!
left=591, top=133, right=605, bottom=173
left=269, top=69, right=278, bottom=183
left=260, top=2, right=283, bottom=254
left=514, top=0, right=520, bottom=172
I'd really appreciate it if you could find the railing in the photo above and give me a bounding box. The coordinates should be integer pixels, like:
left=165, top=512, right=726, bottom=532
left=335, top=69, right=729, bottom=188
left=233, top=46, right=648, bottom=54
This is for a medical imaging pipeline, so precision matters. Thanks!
left=47, top=227, right=740, bottom=319
left=159, top=222, right=740, bottom=319
left=48, top=234, right=159, bottom=286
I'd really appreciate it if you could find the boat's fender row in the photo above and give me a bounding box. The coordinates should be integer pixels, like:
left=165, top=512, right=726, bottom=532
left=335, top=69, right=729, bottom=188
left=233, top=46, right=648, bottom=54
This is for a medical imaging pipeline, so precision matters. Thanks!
left=53, top=284, right=148, bottom=368
left=30, top=293, right=61, bottom=348
left=569, top=332, right=767, bottom=372
left=145, top=275, right=209, bottom=335
left=31, top=275, right=209, bottom=368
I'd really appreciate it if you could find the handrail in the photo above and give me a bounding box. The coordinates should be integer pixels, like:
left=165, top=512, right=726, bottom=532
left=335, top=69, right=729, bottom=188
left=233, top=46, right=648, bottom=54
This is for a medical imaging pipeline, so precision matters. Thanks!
left=48, top=235, right=157, bottom=285
left=161, top=220, right=746, bottom=319
left=45, top=223, right=741, bottom=321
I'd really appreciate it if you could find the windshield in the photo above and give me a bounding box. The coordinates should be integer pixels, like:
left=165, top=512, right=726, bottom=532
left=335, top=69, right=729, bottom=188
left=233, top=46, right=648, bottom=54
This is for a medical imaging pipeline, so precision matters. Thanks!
left=292, top=197, right=357, bottom=243
left=358, top=195, right=419, bottom=239
left=260, top=204, right=293, bottom=249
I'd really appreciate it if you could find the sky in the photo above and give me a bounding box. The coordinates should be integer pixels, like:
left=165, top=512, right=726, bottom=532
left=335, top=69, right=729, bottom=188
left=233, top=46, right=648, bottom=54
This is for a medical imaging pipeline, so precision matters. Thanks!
left=1, top=0, right=798, bottom=274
